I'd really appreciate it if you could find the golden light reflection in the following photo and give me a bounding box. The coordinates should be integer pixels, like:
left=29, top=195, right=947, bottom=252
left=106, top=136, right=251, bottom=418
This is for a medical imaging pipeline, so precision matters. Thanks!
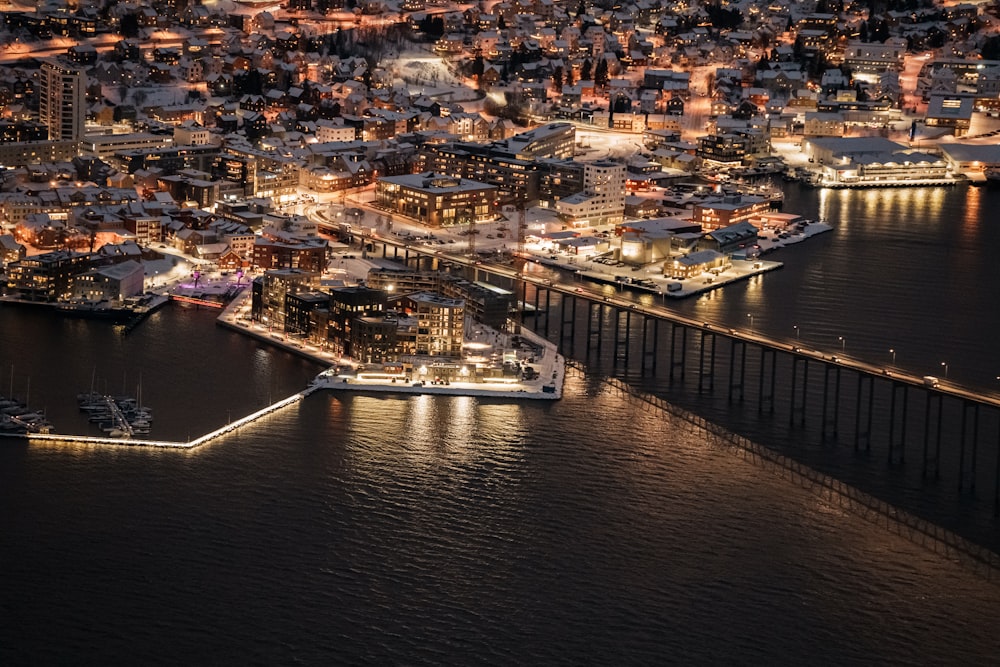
left=963, top=185, right=981, bottom=231
left=817, top=188, right=831, bottom=226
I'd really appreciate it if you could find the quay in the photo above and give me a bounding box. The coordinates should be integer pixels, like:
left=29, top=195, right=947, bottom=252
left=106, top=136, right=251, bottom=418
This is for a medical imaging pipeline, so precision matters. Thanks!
left=216, top=288, right=565, bottom=399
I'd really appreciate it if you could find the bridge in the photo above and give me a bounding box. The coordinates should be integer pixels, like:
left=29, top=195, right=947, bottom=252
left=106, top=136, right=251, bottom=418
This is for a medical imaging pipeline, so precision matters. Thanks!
left=358, top=231, right=1000, bottom=521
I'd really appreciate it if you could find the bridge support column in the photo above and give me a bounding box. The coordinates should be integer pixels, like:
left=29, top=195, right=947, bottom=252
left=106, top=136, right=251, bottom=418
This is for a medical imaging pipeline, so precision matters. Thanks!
left=789, top=357, right=808, bottom=426
left=922, top=391, right=943, bottom=481
left=641, top=317, right=658, bottom=376
left=853, top=373, right=874, bottom=452
left=669, top=323, right=687, bottom=384
left=728, top=339, right=746, bottom=403
left=613, top=309, right=631, bottom=368
left=888, top=383, right=908, bottom=465
left=543, top=289, right=551, bottom=339
left=821, top=364, right=841, bottom=441
left=758, top=346, right=776, bottom=414
left=585, top=302, right=601, bottom=356
left=697, top=330, right=716, bottom=394
left=559, top=295, right=576, bottom=349
left=959, top=402, right=979, bottom=494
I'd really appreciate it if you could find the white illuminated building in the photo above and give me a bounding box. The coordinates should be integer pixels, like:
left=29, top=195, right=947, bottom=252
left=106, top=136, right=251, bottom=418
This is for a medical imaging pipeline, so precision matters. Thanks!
left=554, top=160, right=626, bottom=226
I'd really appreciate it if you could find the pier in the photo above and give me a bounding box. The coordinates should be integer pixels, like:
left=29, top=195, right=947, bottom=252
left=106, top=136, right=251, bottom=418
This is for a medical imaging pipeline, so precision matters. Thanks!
left=0, top=385, right=319, bottom=449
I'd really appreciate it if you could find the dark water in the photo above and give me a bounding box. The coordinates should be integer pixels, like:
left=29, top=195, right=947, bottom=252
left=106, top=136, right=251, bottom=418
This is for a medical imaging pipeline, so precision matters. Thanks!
left=4, top=184, right=1000, bottom=662
left=673, top=184, right=1000, bottom=394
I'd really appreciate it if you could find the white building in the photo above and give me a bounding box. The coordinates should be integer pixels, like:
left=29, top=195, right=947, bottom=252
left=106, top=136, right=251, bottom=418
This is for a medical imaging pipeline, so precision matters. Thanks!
left=71, top=260, right=145, bottom=302
left=315, top=119, right=358, bottom=143
left=555, top=160, right=626, bottom=226
left=39, top=59, right=86, bottom=142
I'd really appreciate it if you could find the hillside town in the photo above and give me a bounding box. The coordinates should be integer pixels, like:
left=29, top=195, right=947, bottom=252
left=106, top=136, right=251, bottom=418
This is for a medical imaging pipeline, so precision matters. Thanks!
left=1, top=0, right=1000, bottom=377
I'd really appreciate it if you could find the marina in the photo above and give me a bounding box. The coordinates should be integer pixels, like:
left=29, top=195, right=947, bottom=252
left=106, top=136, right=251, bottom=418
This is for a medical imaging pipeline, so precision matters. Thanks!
left=0, top=395, right=52, bottom=434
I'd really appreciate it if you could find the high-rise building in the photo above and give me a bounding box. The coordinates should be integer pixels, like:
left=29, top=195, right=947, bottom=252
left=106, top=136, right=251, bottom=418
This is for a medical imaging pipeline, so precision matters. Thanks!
left=39, top=60, right=86, bottom=142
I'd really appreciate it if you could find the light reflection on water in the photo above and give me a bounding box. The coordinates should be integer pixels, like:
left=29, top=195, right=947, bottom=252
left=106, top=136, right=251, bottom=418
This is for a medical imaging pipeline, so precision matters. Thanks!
left=3, top=185, right=1000, bottom=660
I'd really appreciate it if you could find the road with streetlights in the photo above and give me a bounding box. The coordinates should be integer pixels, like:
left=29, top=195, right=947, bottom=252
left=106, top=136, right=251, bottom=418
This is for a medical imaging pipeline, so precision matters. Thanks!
left=361, top=233, right=1000, bottom=408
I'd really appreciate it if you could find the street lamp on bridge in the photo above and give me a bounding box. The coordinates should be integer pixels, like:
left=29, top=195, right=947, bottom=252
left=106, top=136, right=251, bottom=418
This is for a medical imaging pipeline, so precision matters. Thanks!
left=746, top=313, right=753, bottom=332
left=941, top=361, right=949, bottom=379
left=838, top=336, right=846, bottom=352
left=890, top=348, right=896, bottom=365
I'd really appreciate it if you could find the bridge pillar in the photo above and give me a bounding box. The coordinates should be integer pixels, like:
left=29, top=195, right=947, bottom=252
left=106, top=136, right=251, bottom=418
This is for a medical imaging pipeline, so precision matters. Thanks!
left=532, top=286, right=540, bottom=322
left=559, top=295, right=576, bottom=349
left=613, top=309, right=631, bottom=367
left=585, top=301, right=600, bottom=355
left=888, top=383, right=908, bottom=465
left=669, top=323, right=687, bottom=384
left=959, top=402, right=979, bottom=494
left=821, top=364, right=841, bottom=441
left=922, top=391, right=944, bottom=481
left=543, top=289, right=551, bottom=339
left=641, top=317, right=658, bottom=376
left=852, top=373, right=874, bottom=452
left=596, top=302, right=605, bottom=356
left=728, top=339, right=746, bottom=403
left=789, top=357, right=808, bottom=427
left=697, top=330, right=716, bottom=394
left=758, top=346, right=777, bottom=414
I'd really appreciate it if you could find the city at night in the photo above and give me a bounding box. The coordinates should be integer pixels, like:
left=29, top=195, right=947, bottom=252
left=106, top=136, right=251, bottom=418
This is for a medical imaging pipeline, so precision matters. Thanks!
left=2, top=0, right=1000, bottom=661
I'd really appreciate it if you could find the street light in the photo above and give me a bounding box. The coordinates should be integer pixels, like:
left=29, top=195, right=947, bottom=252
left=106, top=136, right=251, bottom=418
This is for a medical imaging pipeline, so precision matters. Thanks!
left=838, top=336, right=846, bottom=352
left=747, top=313, right=753, bottom=331
left=793, top=324, right=799, bottom=340
left=890, top=348, right=896, bottom=365
left=941, top=361, right=948, bottom=378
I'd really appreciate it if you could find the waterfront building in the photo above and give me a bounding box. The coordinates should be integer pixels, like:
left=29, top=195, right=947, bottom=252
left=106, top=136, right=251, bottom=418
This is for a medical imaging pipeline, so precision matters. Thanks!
left=329, top=286, right=388, bottom=358
left=6, top=250, right=91, bottom=302
left=366, top=268, right=513, bottom=330
left=667, top=248, right=728, bottom=279
left=401, top=292, right=465, bottom=357
left=251, top=269, right=321, bottom=330
left=39, top=59, right=86, bottom=142
left=696, top=221, right=760, bottom=257
left=285, top=291, right=331, bottom=340
left=70, top=259, right=144, bottom=303
left=691, top=195, right=771, bottom=231
left=374, top=173, right=497, bottom=228
left=937, top=143, right=1000, bottom=176
left=818, top=151, right=950, bottom=186
left=349, top=314, right=399, bottom=364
